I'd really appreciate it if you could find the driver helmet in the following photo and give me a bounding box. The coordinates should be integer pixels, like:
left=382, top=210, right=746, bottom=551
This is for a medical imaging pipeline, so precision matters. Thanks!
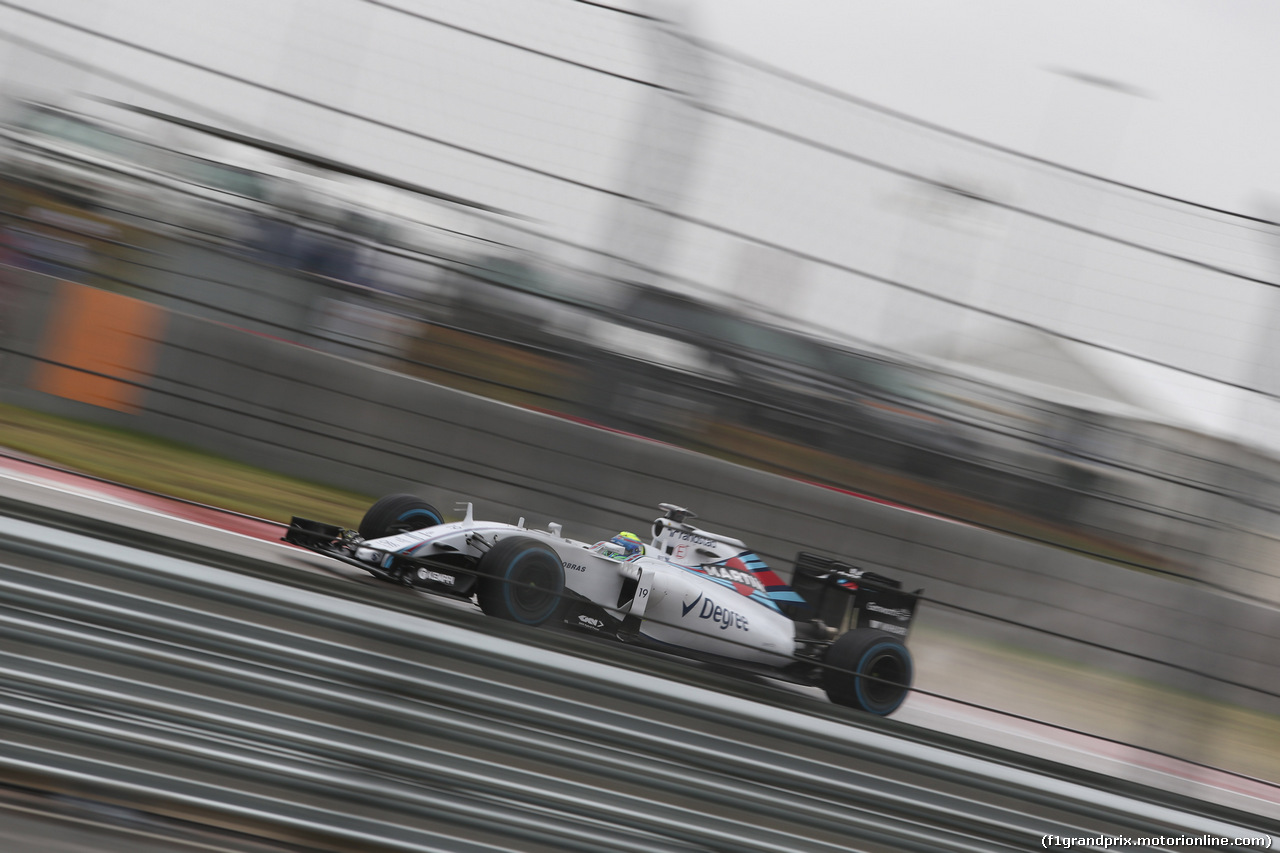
left=609, top=531, right=643, bottom=558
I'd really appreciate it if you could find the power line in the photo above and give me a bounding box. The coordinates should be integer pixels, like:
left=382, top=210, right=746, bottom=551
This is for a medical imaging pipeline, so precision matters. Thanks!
left=567, top=0, right=663, bottom=21
left=5, top=0, right=1272, bottom=298
left=352, top=0, right=674, bottom=91
left=8, top=439, right=1272, bottom=783
left=364, top=0, right=1272, bottom=283
left=365, top=0, right=1280, bottom=235
left=10, top=210, right=1265, bottom=589
left=3, top=0, right=1275, bottom=401
left=113, top=101, right=513, bottom=216
left=0, top=0, right=647, bottom=204
left=7, top=343, right=1278, bottom=675
left=661, top=204, right=1279, bottom=399
left=1, top=3, right=1275, bottom=758
left=0, top=26, right=688, bottom=293
left=702, top=104, right=1280, bottom=290
left=679, top=31, right=1280, bottom=228
left=0, top=30, right=263, bottom=138
left=8, top=187, right=1274, bottom=546
left=351, top=1, right=1280, bottom=295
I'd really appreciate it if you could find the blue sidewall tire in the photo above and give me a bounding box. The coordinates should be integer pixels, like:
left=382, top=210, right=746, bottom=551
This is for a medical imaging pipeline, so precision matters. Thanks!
left=396, top=507, right=443, bottom=527
left=823, top=627, right=913, bottom=716
left=478, top=537, right=565, bottom=626
left=502, top=547, right=559, bottom=625
left=853, top=640, right=913, bottom=716
left=359, top=494, right=444, bottom=540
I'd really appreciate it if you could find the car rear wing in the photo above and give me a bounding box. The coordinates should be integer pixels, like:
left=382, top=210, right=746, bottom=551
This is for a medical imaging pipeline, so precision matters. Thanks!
left=787, top=552, right=922, bottom=639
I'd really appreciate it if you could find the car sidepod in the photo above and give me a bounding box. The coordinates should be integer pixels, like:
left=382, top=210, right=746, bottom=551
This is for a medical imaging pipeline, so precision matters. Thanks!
left=631, top=560, right=796, bottom=667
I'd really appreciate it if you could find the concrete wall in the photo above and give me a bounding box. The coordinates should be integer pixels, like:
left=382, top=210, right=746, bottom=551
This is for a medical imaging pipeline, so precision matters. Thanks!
left=2, top=269, right=1277, bottom=714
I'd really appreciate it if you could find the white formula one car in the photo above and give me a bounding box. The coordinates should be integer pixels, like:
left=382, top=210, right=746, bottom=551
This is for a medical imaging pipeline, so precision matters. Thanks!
left=285, top=495, right=921, bottom=715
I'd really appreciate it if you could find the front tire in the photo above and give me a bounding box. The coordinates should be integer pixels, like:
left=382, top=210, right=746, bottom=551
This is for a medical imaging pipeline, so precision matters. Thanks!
left=359, top=494, right=444, bottom=540
left=476, top=536, right=566, bottom=626
left=823, top=628, right=913, bottom=716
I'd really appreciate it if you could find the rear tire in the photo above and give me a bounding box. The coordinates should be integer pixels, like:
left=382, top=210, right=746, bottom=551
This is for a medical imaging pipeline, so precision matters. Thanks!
left=823, top=628, right=913, bottom=716
left=476, top=536, right=566, bottom=626
left=359, top=494, right=444, bottom=540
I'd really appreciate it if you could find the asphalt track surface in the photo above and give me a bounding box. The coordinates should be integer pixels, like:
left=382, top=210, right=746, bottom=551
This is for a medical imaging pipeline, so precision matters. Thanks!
left=0, top=453, right=1276, bottom=852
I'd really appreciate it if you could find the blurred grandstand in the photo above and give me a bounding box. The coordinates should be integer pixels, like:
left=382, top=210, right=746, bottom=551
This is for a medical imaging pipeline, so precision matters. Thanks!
left=0, top=0, right=1278, bottom=613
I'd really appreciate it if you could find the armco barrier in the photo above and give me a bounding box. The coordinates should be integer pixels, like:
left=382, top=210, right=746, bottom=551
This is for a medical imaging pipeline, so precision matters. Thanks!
left=2, top=268, right=1279, bottom=717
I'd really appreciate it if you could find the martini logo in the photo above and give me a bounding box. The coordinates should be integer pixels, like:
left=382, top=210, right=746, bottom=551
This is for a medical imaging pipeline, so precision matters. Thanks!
left=701, top=560, right=765, bottom=597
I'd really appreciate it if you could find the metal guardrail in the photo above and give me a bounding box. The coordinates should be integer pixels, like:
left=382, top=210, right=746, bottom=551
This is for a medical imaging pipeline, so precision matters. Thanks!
left=0, top=503, right=1274, bottom=852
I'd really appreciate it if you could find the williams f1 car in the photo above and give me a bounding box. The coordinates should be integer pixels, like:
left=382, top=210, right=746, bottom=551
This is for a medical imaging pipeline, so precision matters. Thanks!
left=285, top=495, right=922, bottom=715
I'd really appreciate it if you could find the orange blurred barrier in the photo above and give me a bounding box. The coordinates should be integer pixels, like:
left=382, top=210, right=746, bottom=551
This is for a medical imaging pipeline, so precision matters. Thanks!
left=31, top=281, right=165, bottom=412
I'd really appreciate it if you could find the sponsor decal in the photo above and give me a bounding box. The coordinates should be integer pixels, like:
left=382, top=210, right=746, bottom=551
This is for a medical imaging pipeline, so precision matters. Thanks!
left=696, top=553, right=792, bottom=601
left=732, top=553, right=789, bottom=591
left=700, top=563, right=765, bottom=596
left=671, top=531, right=719, bottom=547
left=699, top=596, right=749, bottom=632
left=416, top=568, right=456, bottom=585
left=869, top=619, right=908, bottom=636
left=865, top=602, right=912, bottom=621
left=681, top=592, right=749, bottom=632
left=563, top=561, right=588, bottom=573
left=577, top=615, right=604, bottom=630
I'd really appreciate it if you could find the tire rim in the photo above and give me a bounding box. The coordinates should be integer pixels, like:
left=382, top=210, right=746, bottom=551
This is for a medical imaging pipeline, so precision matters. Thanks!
left=511, top=559, right=559, bottom=617
left=862, top=650, right=907, bottom=707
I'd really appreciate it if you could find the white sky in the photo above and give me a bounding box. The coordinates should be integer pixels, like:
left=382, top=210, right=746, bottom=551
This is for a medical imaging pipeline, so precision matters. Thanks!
left=692, top=0, right=1280, bottom=215
left=688, top=0, right=1280, bottom=440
